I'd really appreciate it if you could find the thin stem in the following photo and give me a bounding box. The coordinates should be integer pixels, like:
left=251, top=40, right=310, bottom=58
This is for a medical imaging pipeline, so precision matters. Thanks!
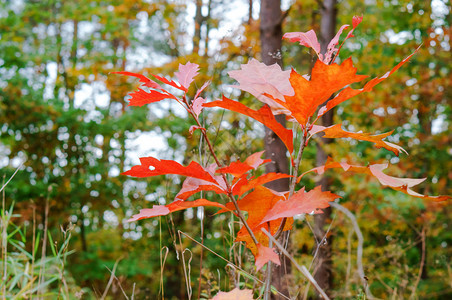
left=264, top=223, right=273, bottom=300
left=274, top=132, right=307, bottom=240
left=179, top=230, right=291, bottom=300
left=329, top=202, right=374, bottom=299
left=185, top=98, right=259, bottom=246
left=262, top=228, right=330, bottom=300
left=410, top=225, right=426, bottom=299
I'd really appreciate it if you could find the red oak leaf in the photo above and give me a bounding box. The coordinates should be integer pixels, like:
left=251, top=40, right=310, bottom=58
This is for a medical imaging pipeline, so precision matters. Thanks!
left=194, top=80, right=211, bottom=99
left=244, top=150, right=271, bottom=169
left=259, top=186, right=339, bottom=224
left=232, top=172, right=292, bottom=196
left=112, top=71, right=163, bottom=90
left=317, top=48, right=420, bottom=118
left=310, top=124, right=407, bottom=156
left=112, top=72, right=176, bottom=107
left=192, top=97, right=205, bottom=117
left=228, top=58, right=294, bottom=115
left=211, top=288, right=254, bottom=300
left=322, top=24, right=349, bottom=63
left=152, top=74, right=185, bottom=91
left=216, top=151, right=270, bottom=178
left=175, top=176, right=226, bottom=200
left=299, top=159, right=451, bottom=202
left=271, top=59, right=368, bottom=125
left=217, top=162, right=252, bottom=178
left=125, top=88, right=176, bottom=107
left=175, top=62, right=199, bottom=89
left=284, top=16, right=363, bottom=63
left=255, top=244, right=280, bottom=271
left=283, top=29, right=321, bottom=57
left=128, top=199, right=231, bottom=222
left=218, top=186, right=293, bottom=254
left=203, top=96, right=293, bottom=153
left=123, top=157, right=218, bottom=184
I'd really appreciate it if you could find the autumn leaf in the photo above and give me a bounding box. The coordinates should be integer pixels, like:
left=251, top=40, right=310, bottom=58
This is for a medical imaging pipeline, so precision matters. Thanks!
left=112, top=72, right=176, bottom=107
left=175, top=62, right=199, bottom=89
left=218, top=186, right=293, bottom=254
left=194, top=80, right=211, bottom=99
left=284, top=16, right=363, bottom=63
left=112, top=71, right=163, bottom=90
left=211, top=288, right=254, bottom=300
left=175, top=177, right=226, bottom=201
left=310, top=124, right=407, bottom=156
left=317, top=47, right=420, bottom=118
left=271, top=59, right=368, bottom=125
left=192, top=97, right=205, bottom=117
left=203, top=96, right=294, bottom=153
left=128, top=199, right=231, bottom=222
left=255, top=244, right=280, bottom=271
left=232, top=172, right=292, bottom=196
left=125, top=88, right=176, bottom=107
left=259, top=186, right=339, bottom=224
left=123, top=157, right=218, bottom=184
left=299, top=158, right=451, bottom=202
left=283, top=29, right=321, bottom=58
left=216, top=151, right=270, bottom=178
left=228, top=58, right=294, bottom=115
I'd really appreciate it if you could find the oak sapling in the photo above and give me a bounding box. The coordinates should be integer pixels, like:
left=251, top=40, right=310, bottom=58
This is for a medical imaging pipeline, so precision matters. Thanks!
left=113, top=16, right=450, bottom=296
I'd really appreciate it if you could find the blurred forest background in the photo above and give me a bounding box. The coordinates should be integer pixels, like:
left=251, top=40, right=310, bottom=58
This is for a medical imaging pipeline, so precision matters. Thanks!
left=0, top=0, right=450, bottom=299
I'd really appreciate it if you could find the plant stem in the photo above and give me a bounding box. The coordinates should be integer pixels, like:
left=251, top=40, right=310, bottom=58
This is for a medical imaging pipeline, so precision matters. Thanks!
left=274, top=132, right=307, bottom=240
left=185, top=100, right=259, bottom=246
left=262, top=228, right=330, bottom=300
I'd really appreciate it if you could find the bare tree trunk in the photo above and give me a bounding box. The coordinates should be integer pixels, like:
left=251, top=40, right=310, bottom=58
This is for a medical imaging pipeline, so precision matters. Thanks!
left=260, top=1, right=291, bottom=298
left=193, top=0, right=204, bottom=55
left=313, top=0, right=337, bottom=298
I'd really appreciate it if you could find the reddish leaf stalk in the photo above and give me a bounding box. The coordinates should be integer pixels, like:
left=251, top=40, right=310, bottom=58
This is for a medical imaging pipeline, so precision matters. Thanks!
left=274, top=130, right=307, bottom=240
left=184, top=95, right=260, bottom=246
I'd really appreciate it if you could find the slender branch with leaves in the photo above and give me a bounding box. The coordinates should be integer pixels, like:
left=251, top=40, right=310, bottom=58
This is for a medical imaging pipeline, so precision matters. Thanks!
left=114, top=16, right=450, bottom=299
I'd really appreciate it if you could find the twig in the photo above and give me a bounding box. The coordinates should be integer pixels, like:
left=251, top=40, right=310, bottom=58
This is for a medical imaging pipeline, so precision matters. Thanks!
left=0, top=162, right=24, bottom=194
left=159, top=246, right=169, bottom=300
left=264, top=224, right=273, bottom=300
left=274, top=133, right=307, bottom=240
left=37, top=189, right=51, bottom=300
left=197, top=207, right=205, bottom=300
left=308, top=214, right=336, bottom=271
left=329, top=202, right=375, bottom=299
left=410, top=226, right=426, bottom=299
left=179, top=230, right=291, bottom=300
left=101, top=256, right=124, bottom=300
left=185, top=97, right=259, bottom=246
left=261, top=228, right=330, bottom=299
left=178, top=230, right=193, bottom=299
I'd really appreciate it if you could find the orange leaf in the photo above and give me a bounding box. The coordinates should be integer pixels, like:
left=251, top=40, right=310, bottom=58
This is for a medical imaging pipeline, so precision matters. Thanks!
left=232, top=173, right=292, bottom=196
left=123, top=157, right=218, bottom=184
left=277, top=58, right=367, bottom=125
left=255, top=244, right=280, bottom=271
left=175, top=177, right=227, bottom=200
left=112, top=72, right=176, bottom=106
left=317, top=48, right=420, bottom=118
left=259, top=186, right=339, bottom=224
left=128, top=199, right=231, bottom=222
left=217, top=151, right=270, bottom=177
left=203, top=96, right=294, bottom=153
left=299, top=159, right=451, bottom=202
left=310, top=124, right=407, bottom=156
left=220, top=186, right=293, bottom=254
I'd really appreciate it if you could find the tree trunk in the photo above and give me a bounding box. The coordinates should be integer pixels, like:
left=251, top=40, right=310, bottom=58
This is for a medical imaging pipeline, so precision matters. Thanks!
left=260, top=1, right=291, bottom=298
left=193, top=0, right=204, bottom=55
left=313, top=0, right=337, bottom=297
